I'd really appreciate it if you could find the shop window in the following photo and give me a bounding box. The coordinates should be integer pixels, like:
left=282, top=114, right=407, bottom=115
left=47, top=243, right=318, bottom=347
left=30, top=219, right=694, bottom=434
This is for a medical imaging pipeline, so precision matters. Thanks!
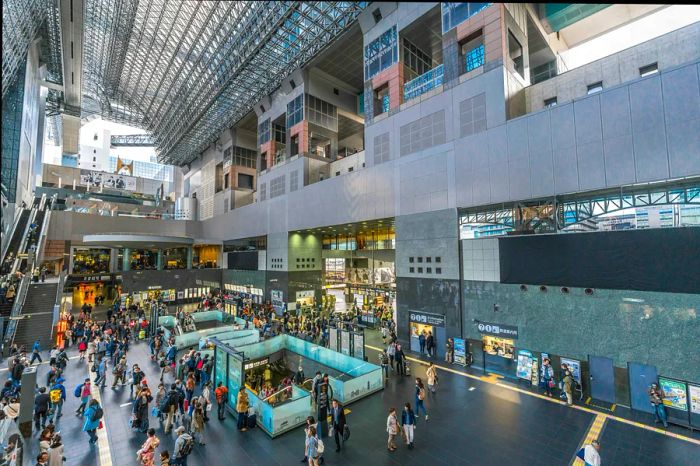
left=544, top=97, right=557, bottom=108
left=639, top=62, right=658, bottom=77
left=436, top=267, right=442, bottom=274
left=507, top=31, right=524, bottom=79
left=587, top=82, right=603, bottom=95
left=409, top=267, right=415, bottom=273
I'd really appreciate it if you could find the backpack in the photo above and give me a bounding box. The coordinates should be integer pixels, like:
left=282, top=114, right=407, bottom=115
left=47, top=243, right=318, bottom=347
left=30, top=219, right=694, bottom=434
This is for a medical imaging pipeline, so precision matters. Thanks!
left=74, top=384, right=84, bottom=398
left=50, top=388, right=62, bottom=403
left=418, top=387, right=426, bottom=401
left=179, top=436, right=194, bottom=456
left=316, top=437, right=325, bottom=454
left=91, top=406, right=104, bottom=422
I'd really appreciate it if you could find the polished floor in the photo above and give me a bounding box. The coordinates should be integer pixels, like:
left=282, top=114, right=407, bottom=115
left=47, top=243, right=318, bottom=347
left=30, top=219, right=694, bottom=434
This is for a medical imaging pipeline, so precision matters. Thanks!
left=15, top=322, right=700, bottom=466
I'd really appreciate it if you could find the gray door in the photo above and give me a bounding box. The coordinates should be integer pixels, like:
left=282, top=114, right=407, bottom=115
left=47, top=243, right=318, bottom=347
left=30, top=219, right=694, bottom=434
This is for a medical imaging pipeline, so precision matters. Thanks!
left=628, top=362, right=658, bottom=413
left=589, top=355, right=615, bottom=403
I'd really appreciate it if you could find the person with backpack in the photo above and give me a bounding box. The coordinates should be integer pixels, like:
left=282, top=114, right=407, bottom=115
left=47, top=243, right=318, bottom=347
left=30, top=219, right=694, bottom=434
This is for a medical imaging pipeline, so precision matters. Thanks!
left=34, top=387, right=51, bottom=430
left=426, top=363, right=438, bottom=394
left=214, top=382, right=228, bottom=421
left=48, top=377, right=66, bottom=422
left=75, top=379, right=92, bottom=415
left=414, top=378, right=428, bottom=421
left=171, top=426, right=193, bottom=466
left=83, top=399, right=103, bottom=445
left=379, top=350, right=390, bottom=380
left=401, top=402, right=416, bottom=449
left=162, top=384, right=181, bottom=434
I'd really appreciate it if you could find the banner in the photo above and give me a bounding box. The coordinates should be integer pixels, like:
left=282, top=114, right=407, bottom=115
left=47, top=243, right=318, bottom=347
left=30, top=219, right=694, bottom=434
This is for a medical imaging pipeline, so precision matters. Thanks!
left=659, top=377, right=688, bottom=411
left=340, top=330, right=350, bottom=356
left=476, top=321, right=518, bottom=339
left=453, top=338, right=466, bottom=365
left=271, top=290, right=284, bottom=313
left=352, top=333, right=364, bottom=360
left=80, top=170, right=137, bottom=191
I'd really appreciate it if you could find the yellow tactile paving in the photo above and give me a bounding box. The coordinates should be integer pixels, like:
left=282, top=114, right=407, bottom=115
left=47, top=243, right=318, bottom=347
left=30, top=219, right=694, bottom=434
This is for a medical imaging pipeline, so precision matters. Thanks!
left=365, top=344, right=700, bottom=447
left=88, top=368, right=113, bottom=466
left=573, top=413, right=607, bottom=465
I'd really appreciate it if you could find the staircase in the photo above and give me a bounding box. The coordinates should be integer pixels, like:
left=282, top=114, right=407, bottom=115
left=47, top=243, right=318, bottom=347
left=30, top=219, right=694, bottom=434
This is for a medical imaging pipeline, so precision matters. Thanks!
left=12, top=283, right=58, bottom=350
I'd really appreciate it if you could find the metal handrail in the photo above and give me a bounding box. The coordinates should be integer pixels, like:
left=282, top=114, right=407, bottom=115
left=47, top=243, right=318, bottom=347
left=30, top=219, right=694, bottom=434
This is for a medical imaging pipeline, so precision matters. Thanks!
left=34, top=195, right=55, bottom=267
left=261, top=384, right=296, bottom=403
left=51, top=270, right=66, bottom=330
left=0, top=203, right=24, bottom=264
left=3, top=273, right=31, bottom=354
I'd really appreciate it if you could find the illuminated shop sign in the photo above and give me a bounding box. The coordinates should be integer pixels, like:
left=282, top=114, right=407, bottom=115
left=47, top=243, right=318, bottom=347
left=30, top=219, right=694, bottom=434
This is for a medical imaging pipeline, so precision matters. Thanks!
left=476, top=321, right=518, bottom=339
left=244, top=358, right=269, bottom=371
left=409, top=311, right=445, bottom=327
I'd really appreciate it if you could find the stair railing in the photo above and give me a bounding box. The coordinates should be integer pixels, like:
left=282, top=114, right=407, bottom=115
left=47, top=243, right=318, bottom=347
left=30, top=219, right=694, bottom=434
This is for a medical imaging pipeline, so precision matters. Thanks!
left=0, top=203, right=25, bottom=264
left=51, top=270, right=66, bottom=330
left=34, top=194, right=56, bottom=267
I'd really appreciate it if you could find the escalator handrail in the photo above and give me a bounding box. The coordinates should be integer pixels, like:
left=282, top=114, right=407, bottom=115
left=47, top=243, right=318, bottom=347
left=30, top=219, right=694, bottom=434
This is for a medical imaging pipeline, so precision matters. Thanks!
left=0, top=206, right=25, bottom=264
left=3, top=273, right=31, bottom=354
left=51, top=270, right=66, bottom=331
left=9, top=193, right=45, bottom=275
left=34, top=196, right=55, bottom=267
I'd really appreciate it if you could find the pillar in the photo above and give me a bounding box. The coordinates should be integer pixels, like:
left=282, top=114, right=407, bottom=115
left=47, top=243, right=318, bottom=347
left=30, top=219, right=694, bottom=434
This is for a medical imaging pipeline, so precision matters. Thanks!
left=157, top=249, right=164, bottom=270
left=123, top=248, right=131, bottom=271
left=18, top=366, right=38, bottom=437
left=187, top=246, right=193, bottom=270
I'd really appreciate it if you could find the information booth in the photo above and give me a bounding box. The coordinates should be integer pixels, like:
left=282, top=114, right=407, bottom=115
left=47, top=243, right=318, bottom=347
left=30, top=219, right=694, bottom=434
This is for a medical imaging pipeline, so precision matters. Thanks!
left=477, top=321, right=519, bottom=378
left=408, top=311, right=446, bottom=358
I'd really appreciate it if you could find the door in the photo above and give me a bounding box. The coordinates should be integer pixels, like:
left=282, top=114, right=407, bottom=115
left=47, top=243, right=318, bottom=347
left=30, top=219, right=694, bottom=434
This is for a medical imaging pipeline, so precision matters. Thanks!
left=589, top=355, right=615, bottom=403
left=628, top=362, right=658, bottom=413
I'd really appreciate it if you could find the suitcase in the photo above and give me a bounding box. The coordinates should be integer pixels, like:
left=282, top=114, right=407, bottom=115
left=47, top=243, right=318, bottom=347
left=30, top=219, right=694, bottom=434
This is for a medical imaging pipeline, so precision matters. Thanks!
left=246, top=413, right=257, bottom=428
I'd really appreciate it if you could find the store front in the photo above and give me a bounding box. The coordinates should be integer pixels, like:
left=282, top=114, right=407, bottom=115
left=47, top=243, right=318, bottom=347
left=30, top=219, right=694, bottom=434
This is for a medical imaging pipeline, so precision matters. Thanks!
left=193, top=245, right=220, bottom=268
left=67, top=274, right=118, bottom=309
left=224, top=283, right=264, bottom=307
left=71, top=248, right=111, bottom=275
left=163, top=247, right=187, bottom=270
left=477, top=321, right=519, bottom=378
left=129, top=249, right=158, bottom=270
left=408, top=311, right=446, bottom=358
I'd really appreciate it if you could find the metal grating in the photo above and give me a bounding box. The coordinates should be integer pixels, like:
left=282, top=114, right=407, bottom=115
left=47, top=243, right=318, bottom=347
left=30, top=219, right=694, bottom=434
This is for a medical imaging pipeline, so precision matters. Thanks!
left=81, top=1, right=367, bottom=166
left=2, top=0, right=47, bottom=97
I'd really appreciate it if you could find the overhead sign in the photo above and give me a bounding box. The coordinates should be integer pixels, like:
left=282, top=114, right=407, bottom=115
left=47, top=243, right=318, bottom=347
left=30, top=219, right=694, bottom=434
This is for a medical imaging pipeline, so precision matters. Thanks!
left=476, top=321, right=518, bottom=339
left=244, top=358, right=269, bottom=371
left=409, top=311, right=445, bottom=327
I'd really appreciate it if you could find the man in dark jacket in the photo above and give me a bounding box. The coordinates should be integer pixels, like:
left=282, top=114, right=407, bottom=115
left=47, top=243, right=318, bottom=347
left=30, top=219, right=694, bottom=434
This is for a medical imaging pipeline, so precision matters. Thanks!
left=34, top=387, right=51, bottom=429
left=330, top=399, right=347, bottom=452
left=395, top=345, right=406, bottom=376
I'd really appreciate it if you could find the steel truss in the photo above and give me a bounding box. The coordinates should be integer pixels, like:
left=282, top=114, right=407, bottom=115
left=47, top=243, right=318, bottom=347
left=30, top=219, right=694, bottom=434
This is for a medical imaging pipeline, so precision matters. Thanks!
left=110, top=134, right=154, bottom=146
left=460, top=181, right=700, bottom=231
left=2, top=0, right=47, bottom=97
left=81, top=1, right=366, bottom=165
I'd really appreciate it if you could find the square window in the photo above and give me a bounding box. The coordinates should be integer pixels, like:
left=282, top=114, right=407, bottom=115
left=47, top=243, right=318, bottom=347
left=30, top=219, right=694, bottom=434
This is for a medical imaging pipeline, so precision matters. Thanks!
left=417, top=257, right=423, bottom=263
left=435, top=257, right=441, bottom=263
left=544, top=97, right=557, bottom=108
left=409, top=267, right=415, bottom=273
left=417, top=267, right=423, bottom=273
left=639, top=62, right=658, bottom=77
left=436, top=267, right=442, bottom=274
left=426, top=267, right=432, bottom=273
left=426, top=257, right=432, bottom=263
left=587, top=82, right=603, bottom=95
left=297, top=258, right=300, bottom=262
left=409, top=257, right=414, bottom=263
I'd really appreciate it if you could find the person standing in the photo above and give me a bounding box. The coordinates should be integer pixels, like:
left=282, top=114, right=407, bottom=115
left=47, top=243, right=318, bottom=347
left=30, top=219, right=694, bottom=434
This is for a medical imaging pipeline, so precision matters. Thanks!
left=648, top=383, right=669, bottom=428
left=48, top=435, right=64, bottom=466
left=386, top=407, right=399, bottom=452
left=426, top=331, right=435, bottom=358
left=112, top=356, right=127, bottom=388
left=162, top=384, right=180, bottom=434
left=329, top=399, right=346, bottom=452
left=395, top=344, right=406, bottom=376
left=414, top=378, right=428, bottom=420
left=418, top=331, right=426, bottom=355
left=562, top=370, right=574, bottom=406
left=34, top=387, right=51, bottom=430
left=82, top=400, right=102, bottom=445
left=387, top=342, right=396, bottom=371
left=171, top=426, right=193, bottom=466
left=201, top=382, right=212, bottom=422
left=191, top=398, right=206, bottom=446
left=236, top=387, right=249, bottom=431
left=48, top=377, right=66, bottom=422
left=379, top=350, right=390, bottom=380
left=75, top=379, right=92, bottom=415
left=305, top=426, right=320, bottom=466
left=214, top=382, right=228, bottom=421
left=426, top=363, right=438, bottom=394
left=130, top=365, right=145, bottom=399
left=541, top=358, right=554, bottom=397
left=401, top=403, right=416, bottom=449
left=137, top=428, right=160, bottom=466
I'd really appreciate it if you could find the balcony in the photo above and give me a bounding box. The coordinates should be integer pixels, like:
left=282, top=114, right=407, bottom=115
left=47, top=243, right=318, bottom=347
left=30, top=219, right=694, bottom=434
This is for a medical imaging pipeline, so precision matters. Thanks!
left=403, top=64, right=444, bottom=102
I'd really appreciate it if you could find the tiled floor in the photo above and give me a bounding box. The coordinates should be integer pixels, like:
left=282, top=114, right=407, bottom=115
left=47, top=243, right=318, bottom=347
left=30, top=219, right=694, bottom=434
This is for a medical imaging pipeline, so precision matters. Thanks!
left=16, top=323, right=700, bottom=466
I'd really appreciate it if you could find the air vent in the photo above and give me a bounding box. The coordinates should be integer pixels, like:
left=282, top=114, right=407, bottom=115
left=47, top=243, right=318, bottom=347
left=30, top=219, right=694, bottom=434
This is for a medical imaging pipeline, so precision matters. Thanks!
left=560, top=286, right=570, bottom=294
left=520, top=284, right=528, bottom=292
left=584, top=288, right=594, bottom=296
left=539, top=285, right=547, bottom=293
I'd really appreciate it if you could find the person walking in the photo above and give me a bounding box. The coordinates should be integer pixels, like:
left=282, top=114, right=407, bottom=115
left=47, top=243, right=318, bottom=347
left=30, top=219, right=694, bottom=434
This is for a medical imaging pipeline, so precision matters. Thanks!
left=648, top=383, right=669, bottom=428
left=541, top=358, right=555, bottom=397
left=401, top=403, right=416, bottom=449
left=162, top=384, right=180, bottom=434
left=48, top=377, right=66, bottom=422
left=155, top=383, right=166, bottom=424
left=137, top=428, right=160, bottom=466
left=236, top=387, right=249, bottom=431
left=305, top=425, right=320, bottom=466
left=395, top=344, right=406, bottom=376
left=171, top=426, right=193, bottom=466
left=75, top=379, right=92, bottom=415
left=48, top=435, right=64, bottom=466
left=191, top=397, right=206, bottom=446
left=34, top=387, right=51, bottom=430
left=379, top=350, right=390, bottom=380
left=576, top=440, right=601, bottom=466
left=329, top=399, right=346, bottom=452
left=386, top=407, right=399, bottom=452
left=130, top=365, right=145, bottom=399
left=387, top=342, right=396, bottom=371
left=82, top=399, right=102, bottom=445
left=414, top=378, right=428, bottom=420
left=95, top=357, right=108, bottom=389
left=562, top=370, right=574, bottom=406
left=214, top=382, right=228, bottom=421
left=426, top=363, right=438, bottom=394
left=31, top=340, right=43, bottom=365
left=111, top=357, right=127, bottom=388
left=201, top=382, right=212, bottom=422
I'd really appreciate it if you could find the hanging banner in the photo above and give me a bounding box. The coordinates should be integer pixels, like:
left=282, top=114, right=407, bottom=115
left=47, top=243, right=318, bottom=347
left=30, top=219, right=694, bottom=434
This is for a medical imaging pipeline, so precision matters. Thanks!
left=516, top=350, right=534, bottom=380
left=340, top=330, right=350, bottom=356
left=329, top=327, right=338, bottom=352
left=271, top=290, right=284, bottom=313
left=560, top=357, right=582, bottom=384
left=453, top=338, right=466, bottom=366
left=659, top=377, right=688, bottom=411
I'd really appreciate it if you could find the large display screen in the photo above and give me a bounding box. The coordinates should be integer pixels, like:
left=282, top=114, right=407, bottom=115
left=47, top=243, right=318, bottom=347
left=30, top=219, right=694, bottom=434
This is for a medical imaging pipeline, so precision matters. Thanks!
left=659, top=377, right=688, bottom=411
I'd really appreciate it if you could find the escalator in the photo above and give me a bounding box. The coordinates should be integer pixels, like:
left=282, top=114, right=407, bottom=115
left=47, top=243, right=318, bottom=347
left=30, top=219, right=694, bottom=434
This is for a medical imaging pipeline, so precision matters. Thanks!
left=0, top=209, right=30, bottom=274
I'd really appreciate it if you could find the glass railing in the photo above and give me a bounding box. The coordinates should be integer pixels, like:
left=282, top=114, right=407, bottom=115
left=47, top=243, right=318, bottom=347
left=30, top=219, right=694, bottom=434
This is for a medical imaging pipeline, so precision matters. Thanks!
left=403, top=64, right=444, bottom=102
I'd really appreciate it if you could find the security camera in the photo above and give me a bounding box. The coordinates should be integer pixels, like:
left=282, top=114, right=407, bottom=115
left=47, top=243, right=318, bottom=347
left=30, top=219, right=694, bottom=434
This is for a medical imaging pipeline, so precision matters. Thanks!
left=493, top=304, right=499, bottom=312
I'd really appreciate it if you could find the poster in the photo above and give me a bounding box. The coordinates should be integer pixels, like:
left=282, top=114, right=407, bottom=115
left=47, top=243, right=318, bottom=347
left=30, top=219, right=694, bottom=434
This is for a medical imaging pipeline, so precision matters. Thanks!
left=689, top=384, right=700, bottom=415
left=352, top=333, right=364, bottom=360
left=454, top=338, right=466, bottom=365
left=530, top=359, right=539, bottom=386
left=516, top=350, right=533, bottom=380
left=340, top=330, right=350, bottom=356
left=659, top=377, right=688, bottom=411
left=80, top=170, right=137, bottom=191
left=177, top=291, right=184, bottom=300
left=329, top=327, right=338, bottom=352
left=560, top=357, right=582, bottom=384
left=271, top=290, right=284, bottom=313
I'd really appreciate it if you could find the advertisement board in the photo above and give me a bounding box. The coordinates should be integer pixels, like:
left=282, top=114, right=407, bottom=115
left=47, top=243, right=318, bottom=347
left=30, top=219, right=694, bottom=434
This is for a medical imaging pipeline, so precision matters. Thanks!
left=560, top=357, right=582, bottom=384
left=329, top=327, right=338, bottom=352
left=453, top=338, right=466, bottom=365
left=352, top=333, right=364, bottom=360
left=690, top=384, right=700, bottom=415
left=271, top=290, right=284, bottom=313
left=340, top=330, right=350, bottom=356
left=80, top=170, right=137, bottom=191
left=516, top=350, right=533, bottom=380
left=659, top=377, right=688, bottom=411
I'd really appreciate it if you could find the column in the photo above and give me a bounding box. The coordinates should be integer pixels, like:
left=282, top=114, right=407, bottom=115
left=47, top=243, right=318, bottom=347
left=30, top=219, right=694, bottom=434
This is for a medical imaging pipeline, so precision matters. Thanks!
left=187, top=246, right=193, bottom=270
left=123, top=248, right=131, bottom=271
left=157, top=249, right=164, bottom=270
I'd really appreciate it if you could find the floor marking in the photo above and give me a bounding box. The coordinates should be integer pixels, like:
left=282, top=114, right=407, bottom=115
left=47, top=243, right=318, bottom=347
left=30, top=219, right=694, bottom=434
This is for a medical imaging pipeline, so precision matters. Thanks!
left=365, top=344, right=700, bottom=446
left=87, top=368, right=113, bottom=466
left=0, top=354, right=80, bottom=372
left=479, top=373, right=503, bottom=384
left=572, top=413, right=607, bottom=465
left=120, top=402, right=132, bottom=407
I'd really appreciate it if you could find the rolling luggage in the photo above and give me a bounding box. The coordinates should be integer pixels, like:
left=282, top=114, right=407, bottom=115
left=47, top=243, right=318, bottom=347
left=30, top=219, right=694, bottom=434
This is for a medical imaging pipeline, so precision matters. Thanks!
left=246, top=413, right=257, bottom=428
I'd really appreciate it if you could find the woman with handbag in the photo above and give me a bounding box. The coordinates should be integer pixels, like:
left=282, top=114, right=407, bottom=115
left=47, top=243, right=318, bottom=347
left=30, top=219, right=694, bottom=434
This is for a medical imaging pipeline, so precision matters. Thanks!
left=541, top=358, right=555, bottom=397
left=386, top=408, right=399, bottom=452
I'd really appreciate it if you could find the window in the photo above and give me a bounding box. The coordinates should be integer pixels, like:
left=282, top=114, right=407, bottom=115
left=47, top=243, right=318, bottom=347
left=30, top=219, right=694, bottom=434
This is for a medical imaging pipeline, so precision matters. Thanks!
left=426, top=268, right=432, bottom=273
left=587, top=82, right=603, bottom=95
left=544, top=97, right=558, bottom=108
left=459, top=93, right=487, bottom=138
left=238, top=174, right=254, bottom=190
left=460, top=30, right=485, bottom=73
left=364, top=25, right=398, bottom=80
left=306, top=94, right=337, bottom=131
left=400, top=110, right=447, bottom=156
left=374, top=84, right=390, bottom=116
left=289, top=170, right=299, bottom=192
left=224, top=173, right=229, bottom=190
left=270, top=175, right=286, bottom=199
left=348, top=167, right=354, bottom=172
left=257, top=119, right=271, bottom=145
left=232, top=146, right=257, bottom=169
left=435, top=257, right=441, bottom=263
left=436, top=267, right=442, bottom=274
left=442, top=3, right=491, bottom=33
left=287, top=94, right=304, bottom=128
left=417, top=267, right=423, bottom=273
left=409, top=257, right=414, bottom=263
left=335, top=171, right=341, bottom=177
left=290, top=79, right=296, bottom=89
left=417, top=257, right=423, bottom=263
left=409, top=267, right=415, bottom=273
left=426, top=257, right=431, bottom=263
left=639, top=62, right=658, bottom=77
left=508, top=31, right=524, bottom=78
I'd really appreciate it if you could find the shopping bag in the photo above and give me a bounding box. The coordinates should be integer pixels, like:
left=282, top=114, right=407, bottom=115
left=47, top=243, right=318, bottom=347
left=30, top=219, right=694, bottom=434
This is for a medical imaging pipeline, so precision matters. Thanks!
left=206, top=403, right=212, bottom=412
left=98, top=420, right=104, bottom=429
